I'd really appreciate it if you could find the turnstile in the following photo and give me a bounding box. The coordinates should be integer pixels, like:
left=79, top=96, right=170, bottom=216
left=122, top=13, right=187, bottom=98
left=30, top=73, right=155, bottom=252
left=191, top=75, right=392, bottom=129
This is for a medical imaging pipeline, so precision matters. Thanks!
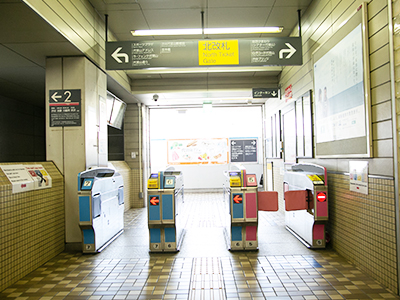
left=147, top=167, right=184, bottom=252
left=78, top=167, right=124, bottom=253
left=283, top=163, right=329, bottom=248
left=223, top=165, right=278, bottom=250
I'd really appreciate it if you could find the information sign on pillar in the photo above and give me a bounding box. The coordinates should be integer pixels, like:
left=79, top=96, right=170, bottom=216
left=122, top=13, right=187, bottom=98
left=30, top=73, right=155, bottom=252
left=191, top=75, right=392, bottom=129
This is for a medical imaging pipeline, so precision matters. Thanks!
left=49, top=89, right=82, bottom=127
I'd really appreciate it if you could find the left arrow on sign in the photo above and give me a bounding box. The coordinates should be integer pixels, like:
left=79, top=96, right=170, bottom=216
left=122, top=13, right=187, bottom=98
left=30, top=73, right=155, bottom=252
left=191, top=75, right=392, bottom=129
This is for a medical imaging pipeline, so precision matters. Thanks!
left=279, top=43, right=296, bottom=59
left=111, top=47, right=129, bottom=63
left=51, top=92, right=62, bottom=102
left=150, top=197, right=159, bottom=205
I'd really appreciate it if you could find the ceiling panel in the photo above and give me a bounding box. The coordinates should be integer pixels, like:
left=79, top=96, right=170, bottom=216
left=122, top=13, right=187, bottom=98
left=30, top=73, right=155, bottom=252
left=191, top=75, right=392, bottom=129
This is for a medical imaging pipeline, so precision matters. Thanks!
left=142, top=8, right=205, bottom=29
left=0, top=0, right=313, bottom=108
left=106, top=10, right=149, bottom=35
left=207, top=7, right=273, bottom=28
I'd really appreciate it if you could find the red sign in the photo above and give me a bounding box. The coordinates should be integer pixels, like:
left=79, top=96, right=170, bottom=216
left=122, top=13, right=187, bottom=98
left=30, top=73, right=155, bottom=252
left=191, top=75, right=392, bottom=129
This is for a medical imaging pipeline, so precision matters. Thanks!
left=284, top=84, right=293, bottom=101
left=150, top=197, right=159, bottom=206
left=317, top=192, right=327, bottom=202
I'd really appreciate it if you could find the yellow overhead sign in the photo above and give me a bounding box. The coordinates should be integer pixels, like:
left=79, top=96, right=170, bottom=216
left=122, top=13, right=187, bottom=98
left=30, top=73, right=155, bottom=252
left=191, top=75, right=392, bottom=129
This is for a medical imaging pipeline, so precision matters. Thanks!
left=198, top=40, right=239, bottom=66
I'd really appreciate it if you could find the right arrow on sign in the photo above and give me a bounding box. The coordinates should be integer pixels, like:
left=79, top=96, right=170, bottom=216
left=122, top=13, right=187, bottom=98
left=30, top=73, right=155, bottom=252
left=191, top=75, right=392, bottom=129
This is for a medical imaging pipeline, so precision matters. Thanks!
left=279, top=43, right=297, bottom=59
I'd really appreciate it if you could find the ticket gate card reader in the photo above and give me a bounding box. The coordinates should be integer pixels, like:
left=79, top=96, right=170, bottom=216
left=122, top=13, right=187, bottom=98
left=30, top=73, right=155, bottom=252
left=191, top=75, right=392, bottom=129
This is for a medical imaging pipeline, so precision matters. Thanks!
left=224, top=166, right=279, bottom=251
left=147, top=169, right=184, bottom=252
left=283, top=163, right=328, bottom=248
left=78, top=168, right=124, bottom=253
left=224, top=168, right=257, bottom=251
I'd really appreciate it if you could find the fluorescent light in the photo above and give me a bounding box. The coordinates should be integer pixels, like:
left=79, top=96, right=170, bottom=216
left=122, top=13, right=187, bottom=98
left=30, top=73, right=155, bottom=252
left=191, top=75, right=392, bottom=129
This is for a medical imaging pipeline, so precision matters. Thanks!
left=205, top=27, right=283, bottom=34
left=131, top=27, right=283, bottom=36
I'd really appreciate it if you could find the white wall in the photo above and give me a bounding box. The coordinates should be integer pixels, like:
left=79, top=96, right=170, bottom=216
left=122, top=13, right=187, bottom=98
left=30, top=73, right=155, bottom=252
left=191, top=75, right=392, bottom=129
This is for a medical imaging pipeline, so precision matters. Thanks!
left=150, top=106, right=263, bottom=189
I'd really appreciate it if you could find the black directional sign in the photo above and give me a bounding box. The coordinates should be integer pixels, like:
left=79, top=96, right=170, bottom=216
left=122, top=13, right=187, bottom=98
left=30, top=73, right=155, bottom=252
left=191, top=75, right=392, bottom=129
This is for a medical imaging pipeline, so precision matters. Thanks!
left=106, top=37, right=302, bottom=70
left=49, top=89, right=81, bottom=127
left=252, top=88, right=279, bottom=98
left=230, top=139, right=258, bottom=163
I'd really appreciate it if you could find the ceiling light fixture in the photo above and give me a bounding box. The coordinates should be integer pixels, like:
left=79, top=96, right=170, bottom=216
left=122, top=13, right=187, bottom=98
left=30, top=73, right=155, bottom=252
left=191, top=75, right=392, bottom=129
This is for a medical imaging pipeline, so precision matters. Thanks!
left=131, top=26, right=283, bottom=36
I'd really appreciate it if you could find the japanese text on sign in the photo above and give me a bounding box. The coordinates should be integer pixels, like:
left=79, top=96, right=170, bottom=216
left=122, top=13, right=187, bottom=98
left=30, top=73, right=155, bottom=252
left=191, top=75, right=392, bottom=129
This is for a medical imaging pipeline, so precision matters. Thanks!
left=198, top=40, right=239, bottom=66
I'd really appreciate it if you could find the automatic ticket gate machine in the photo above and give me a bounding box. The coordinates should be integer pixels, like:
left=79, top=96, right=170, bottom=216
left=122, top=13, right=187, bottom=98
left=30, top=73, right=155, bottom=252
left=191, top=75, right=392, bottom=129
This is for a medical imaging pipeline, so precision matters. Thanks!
left=147, top=168, right=184, bottom=252
left=283, top=163, right=328, bottom=248
left=223, top=165, right=278, bottom=251
left=78, top=167, right=124, bottom=253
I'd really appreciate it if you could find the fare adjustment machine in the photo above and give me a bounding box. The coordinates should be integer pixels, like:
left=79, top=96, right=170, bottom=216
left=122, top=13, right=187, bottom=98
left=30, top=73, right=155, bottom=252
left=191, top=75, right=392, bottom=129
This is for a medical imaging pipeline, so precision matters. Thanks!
left=78, top=168, right=124, bottom=253
left=147, top=169, right=184, bottom=252
left=224, top=167, right=259, bottom=250
left=283, top=163, right=329, bottom=248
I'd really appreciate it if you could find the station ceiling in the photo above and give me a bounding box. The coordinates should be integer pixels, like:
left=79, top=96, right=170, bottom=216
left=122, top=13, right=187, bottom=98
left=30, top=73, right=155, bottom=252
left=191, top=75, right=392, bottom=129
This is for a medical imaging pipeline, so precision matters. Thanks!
left=0, top=0, right=312, bottom=108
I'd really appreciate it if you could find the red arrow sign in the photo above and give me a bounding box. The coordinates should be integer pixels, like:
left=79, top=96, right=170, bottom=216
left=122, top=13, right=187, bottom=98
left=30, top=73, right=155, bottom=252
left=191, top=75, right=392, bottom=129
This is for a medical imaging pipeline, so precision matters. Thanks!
left=150, top=197, right=159, bottom=206
left=233, top=195, right=242, bottom=204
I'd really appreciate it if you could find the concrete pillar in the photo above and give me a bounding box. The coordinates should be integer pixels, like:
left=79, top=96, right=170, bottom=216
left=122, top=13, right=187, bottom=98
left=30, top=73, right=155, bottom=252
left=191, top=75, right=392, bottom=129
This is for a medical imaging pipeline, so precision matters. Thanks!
left=45, top=56, right=107, bottom=246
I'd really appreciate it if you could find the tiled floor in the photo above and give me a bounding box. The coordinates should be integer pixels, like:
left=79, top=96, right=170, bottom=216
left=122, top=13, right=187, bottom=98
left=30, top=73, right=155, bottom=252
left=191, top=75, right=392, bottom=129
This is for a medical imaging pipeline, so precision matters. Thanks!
left=1, top=192, right=399, bottom=300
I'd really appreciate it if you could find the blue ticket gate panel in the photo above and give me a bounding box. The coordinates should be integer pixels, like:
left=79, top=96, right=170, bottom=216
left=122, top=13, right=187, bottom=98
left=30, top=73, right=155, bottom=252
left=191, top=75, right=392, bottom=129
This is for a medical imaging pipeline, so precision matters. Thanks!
left=147, top=169, right=183, bottom=252
left=78, top=167, right=124, bottom=253
left=283, top=163, right=328, bottom=248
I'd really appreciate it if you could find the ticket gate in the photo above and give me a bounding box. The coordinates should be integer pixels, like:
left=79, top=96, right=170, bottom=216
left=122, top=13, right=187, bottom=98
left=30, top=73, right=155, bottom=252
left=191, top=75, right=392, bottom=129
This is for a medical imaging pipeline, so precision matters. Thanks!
left=78, top=167, right=124, bottom=253
left=283, top=163, right=328, bottom=248
left=147, top=167, right=184, bottom=252
left=223, top=165, right=278, bottom=251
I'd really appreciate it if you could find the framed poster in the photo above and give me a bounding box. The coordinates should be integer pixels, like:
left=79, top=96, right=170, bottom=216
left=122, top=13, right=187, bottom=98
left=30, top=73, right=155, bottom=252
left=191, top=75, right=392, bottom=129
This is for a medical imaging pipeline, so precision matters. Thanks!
left=295, top=90, right=313, bottom=158
left=312, top=3, right=372, bottom=157
left=282, top=104, right=296, bottom=163
left=265, top=112, right=282, bottom=159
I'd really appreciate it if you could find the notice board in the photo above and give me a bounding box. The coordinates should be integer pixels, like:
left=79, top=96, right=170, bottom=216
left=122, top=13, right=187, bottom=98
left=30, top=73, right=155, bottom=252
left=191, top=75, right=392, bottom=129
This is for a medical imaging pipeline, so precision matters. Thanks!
left=230, top=139, right=258, bottom=163
left=0, top=164, right=52, bottom=193
left=312, top=3, right=372, bottom=157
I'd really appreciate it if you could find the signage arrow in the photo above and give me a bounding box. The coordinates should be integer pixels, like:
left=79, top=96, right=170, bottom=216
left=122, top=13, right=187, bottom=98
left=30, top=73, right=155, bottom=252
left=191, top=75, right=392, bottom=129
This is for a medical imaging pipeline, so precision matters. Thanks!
left=233, top=195, right=242, bottom=204
left=271, top=91, right=277, bottom=97
left=279, top=43, right=296, bottom=59
left=111, top=47, right=129, bottom=63
left=51, top=91, right=62, bottom=102
left=150, top=197, right=159, bottom=206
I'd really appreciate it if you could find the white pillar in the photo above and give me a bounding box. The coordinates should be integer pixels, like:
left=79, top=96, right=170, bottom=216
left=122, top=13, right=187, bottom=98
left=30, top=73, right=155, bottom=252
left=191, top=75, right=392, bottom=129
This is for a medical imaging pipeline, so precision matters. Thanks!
left=45, top=56, right=108, bottom=245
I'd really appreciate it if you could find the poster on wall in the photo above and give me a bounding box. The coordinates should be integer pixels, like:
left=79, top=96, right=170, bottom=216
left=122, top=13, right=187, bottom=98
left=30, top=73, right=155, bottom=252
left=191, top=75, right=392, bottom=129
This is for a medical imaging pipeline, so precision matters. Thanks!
left=349, top=161, right=368, bottom=195
left=314, top=24, right=365, bottom=143
left=167, top=138, right=228, bottom=165
left=312, top=3, right=371, bottom=157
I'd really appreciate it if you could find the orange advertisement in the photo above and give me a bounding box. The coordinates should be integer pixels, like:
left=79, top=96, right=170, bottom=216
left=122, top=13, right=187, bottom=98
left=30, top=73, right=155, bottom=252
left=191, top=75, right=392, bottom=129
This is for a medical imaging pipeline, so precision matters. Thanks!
left=167, top=138, right=228, bottom=165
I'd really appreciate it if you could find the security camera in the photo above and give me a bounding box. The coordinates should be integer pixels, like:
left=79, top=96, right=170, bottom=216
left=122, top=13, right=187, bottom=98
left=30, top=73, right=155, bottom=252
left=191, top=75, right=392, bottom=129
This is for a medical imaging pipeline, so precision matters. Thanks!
left=153, top=94, right=159, bottom=101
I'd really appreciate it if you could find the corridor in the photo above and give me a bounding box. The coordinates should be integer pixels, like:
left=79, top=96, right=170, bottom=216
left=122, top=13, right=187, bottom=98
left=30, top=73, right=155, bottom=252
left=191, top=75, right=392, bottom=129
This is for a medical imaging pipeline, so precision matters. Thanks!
left=1, top=193, right=398, bottom=300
